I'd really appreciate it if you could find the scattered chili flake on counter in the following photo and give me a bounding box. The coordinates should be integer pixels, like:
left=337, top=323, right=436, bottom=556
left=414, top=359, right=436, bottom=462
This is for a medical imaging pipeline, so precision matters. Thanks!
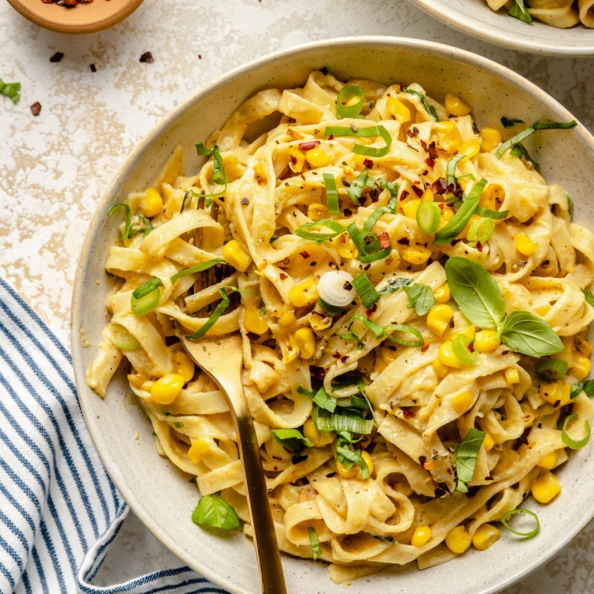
left=90, top=64, right=97, bottom=72
left=0, top=78, right=20, bottom=103
left=139, top=52, right=154, bottom=63
left=50, top=52, right=64, bottom=63
left=30, top=102, right=42, bottom=116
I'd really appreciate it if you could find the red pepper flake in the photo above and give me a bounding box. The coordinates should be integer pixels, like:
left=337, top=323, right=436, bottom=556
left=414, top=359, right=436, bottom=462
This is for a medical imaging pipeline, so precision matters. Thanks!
left=366, top=304, right=378, bottom=317
left=332, top=350, right=341, bottom=359
left=411, top=185, right=423, bottom=198
left=399, top=189, right=410, bottom=201
left=502, top=350, right=510, bottom=355
left=311, top=366, right=327, bottom=379
left=377, top=232, right=391, bottom=249
left=363, top=158, right=374, bottom=169
left=49, top=52, right=64, bottom=63
left=419, top=455, right=427, bottom=466
left=343, top=208, right=352, bottom=217
left=89, top=64, right=96, bottom=72
left=420, top=342, right=430, bottom=352
left=298, top=140, right=320, bottom=151
left=430, top=177, right=447, bottom=195
left=340, top=355, right=350, bottom=364
left=139, top=52, right=154, bottom=63
left=299, top=250, right=310, bottom=259
left=279, top=273, right=288, bottom=280
left=476, top=241, right=483, bottom=252
left=30, top=102, right=42, bottom=116
left=397, top=237, right=410, bottom=246
left=425, top=156, right=435, bottom=169
left=402, top=408, right=415, bottom=419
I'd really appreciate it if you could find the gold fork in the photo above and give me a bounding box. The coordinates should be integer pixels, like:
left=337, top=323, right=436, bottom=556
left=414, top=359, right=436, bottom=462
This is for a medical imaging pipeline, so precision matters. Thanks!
left=177, top=330, right=287, bottom=594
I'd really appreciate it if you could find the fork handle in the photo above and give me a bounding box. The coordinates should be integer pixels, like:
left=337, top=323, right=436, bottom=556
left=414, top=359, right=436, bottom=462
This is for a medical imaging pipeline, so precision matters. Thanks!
left=235, top=413, right=287, bottom=594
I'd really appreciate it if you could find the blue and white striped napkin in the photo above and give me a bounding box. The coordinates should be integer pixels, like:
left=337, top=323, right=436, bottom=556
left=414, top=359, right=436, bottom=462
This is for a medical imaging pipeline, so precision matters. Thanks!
left=0, top=278, right=229, bottom=594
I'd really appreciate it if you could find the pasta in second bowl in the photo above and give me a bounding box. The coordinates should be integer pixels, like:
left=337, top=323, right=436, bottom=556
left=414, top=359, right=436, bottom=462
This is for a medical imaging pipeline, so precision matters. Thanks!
left=72, top=38, right=594, bottom=594
left=408, top=0, right=594, bottom=55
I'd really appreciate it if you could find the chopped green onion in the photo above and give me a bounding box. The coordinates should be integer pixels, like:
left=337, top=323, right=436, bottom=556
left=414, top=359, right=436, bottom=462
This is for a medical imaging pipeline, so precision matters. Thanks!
left=363, top=200, right=396, bottom=232
left=536, top=358, right=569, bottom=381
left=495, top=120, right=577, bottom=160
left=107, top=323, right=139, bottom=351
left=510, top=143, right=539, bottom=169
left=467, top=217, right=495, bottom=244
left=336, top=85, right=365, bottom=119
left=295, top=219, right=345, bottom=242
left=336, top=439, right=370, bottom=479
left=107, top=203, right=133, bottom=240
left=455, top=428, right=485, bottom=493
left=561, top=414, right=591, bottom=449
left=508, top=0, right=532, bottom=23
left=191, top=494, right=240, bottom=530
left=188, top=287, right=232, bottom=339
left=352, top=273, right=380, bottom=308
left=314, top=411, right=373, bottom=435
left=337, top=332, right=364, bottom=349
left=582, top=288, right=594, bottom=308
left=323, top=173, right=340, bottom=216
left=317, top=298, right=343, bottom=317
left=416, top=201, right=440, bottom=235
left=446, top=153, right=465, bottom=189
left=404, top=88, right=439, bottom=122
left=500, top=508, right=540, bottom=539
left=271, top=428, right=314, bottom=451
left=0, top=77, right=21, bottom=103
left=131, top=278, right=163, bottom=315
left=193, top=143, right=227, bottom=197
left=473, top=205, right=509, bottom=220
left=351, top=314, right=384, bottom=339
left=346, top=222, right=391, bottom=263
left=323, top=125, right=392, bottom=158
left=403, top=283, right=435, bottom=316
left=345, top=168, right=372, bottom=203
left=309, top=527, right=322, bottom=560
left=434, top=178, right=488, bottom=245
left=170, top=258, right=227, bottom=284
left=297, top=385, right=337, bottom=413
left=384, top=323, right=424, bottom=347
left=452, top=334, right=476, bottom=366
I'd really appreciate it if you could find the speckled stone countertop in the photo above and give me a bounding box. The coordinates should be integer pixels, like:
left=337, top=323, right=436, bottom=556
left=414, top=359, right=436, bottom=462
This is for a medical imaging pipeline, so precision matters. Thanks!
left=2, top=0, right=594, bottom=591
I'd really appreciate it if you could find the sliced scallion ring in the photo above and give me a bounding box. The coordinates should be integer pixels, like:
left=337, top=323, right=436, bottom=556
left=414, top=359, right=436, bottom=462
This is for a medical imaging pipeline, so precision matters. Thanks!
left=416, top=201, right=440, bottom=235
left=107, top=203, right=133, bottom=240
left=295, top=219, right=345, bottom=242
left=467, top=217, right=495, bottom=244
left=317, top=271, right=355, bottom=307
left=500, top=508, right=540, bottom=539
left=384, top=323, right=424, bottom=347
left=323, top=173, right=340, bottom=216
left=336, top=85, right=365, bottom=119
left=351, top=273, right=380, bottom=309
left=323, top=124, right=392, bottom=158
left=536, top=358, right=569, bottom=381
left=131, top=278, right=163, bottom=315
left=452, top=334, right=475, bottom=366
left=346, top=222, right=391, bottom=263
left=107, top=323, right=140, bottom=351
left=562, top=414, right=591, bottom=449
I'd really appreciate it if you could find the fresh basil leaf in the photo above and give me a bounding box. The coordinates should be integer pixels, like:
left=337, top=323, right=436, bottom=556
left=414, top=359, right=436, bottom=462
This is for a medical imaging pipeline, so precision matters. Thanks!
left=317, top=298, right=343, bottom=317
left=508, top=0, right=532, bottom=23
left=445, top=257, right=506, bottom=330
left=500, top=311, right=563, bottom=357
left=501, top=117, right=525, bottom=129
left=404, top=88, right=439, bottom=122
left=404, top=283, right=435, bottom=316
left=309, top=527, right=322, bottom=560
left=455, top=428, right=485, bottom=492
left=271, top=428, right=314, bottom=451
left=434, top=178, right=488, bottom=245
left=336, top=438, right=370, bottom=479
left=377, top=277, right=412, bottom=295
left=584, top=380, right=594, bottom=396
left=297, top=385, right=337, bottom=413
left=192, top=494, right=240, bottom=530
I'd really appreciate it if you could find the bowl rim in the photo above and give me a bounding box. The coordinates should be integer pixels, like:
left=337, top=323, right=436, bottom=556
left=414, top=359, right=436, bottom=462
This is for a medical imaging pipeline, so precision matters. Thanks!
left=71, top=35, right=594, bottom=594
left=408, top=0, right=594, bottom=56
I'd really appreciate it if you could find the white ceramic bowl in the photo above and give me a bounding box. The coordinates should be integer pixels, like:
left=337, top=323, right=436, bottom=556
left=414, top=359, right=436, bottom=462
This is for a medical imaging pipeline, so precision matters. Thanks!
left=408, top=0, right=594, bottom=56
left=71, top=37, right=594, bottom=594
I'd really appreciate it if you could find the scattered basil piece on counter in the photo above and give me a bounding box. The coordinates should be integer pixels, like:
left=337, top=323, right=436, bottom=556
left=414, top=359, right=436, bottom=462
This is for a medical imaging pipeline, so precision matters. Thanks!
left=192, top=494, right=240, bottom=530
left=0, top=77, right=20, bottom=103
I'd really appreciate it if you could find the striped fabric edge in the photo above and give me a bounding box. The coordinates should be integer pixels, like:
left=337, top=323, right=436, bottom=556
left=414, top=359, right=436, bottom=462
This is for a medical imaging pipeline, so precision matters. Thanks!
left=0, top=279, right=227, bottom=594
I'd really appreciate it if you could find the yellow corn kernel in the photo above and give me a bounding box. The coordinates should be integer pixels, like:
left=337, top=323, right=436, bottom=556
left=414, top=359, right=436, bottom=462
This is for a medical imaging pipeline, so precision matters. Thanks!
left=483, top=433, right=495, bottom=451
left=505, top=367, right=520, bottom=385
left=533, top=303, right=551, bottom=316
left=303, top=418, right=335, bottom=447
left=438, top=204, right=455, bottom=229
left=531, top=470, right=561, bottom=504
left=427, top=304, right=454, bottom=337
left=474, top=329, right=501, bottom=353
left=480, top=127, right=503, bottom=153
left=128, top=373, right=146, bottom=388
left=336, top=458, right=359, bottom=479
left=294, top=327, right=316, bottom=359
left=277, top=310, right=297, bottom=328
left=283, top=334, right=300, bottom=364
left=223, top=239, right=252, bottom=272
left=411, top=525, right=432, bottom=548
left=151, top=373, right=185, bottom=405
left=310, top=311, right=333, bottom=331
left=514, top=232, right=538, bottom=256
left=571, top=352, right=591, bottom=380
left=421, top=188, right=434, bottom=203
left=452, top=325, right=476, bottom=342
left=402, top=246, right=432, bottom=265
left=307, top=202, right=328, bottom=221
left=141, top=187, right=163, bottom=218
left=576, top=336, right=593, bottom=357
left=375, top=346, right=398, bottom=374
left=433, top=283, right=451, bottom=304
left=480, top=183, right=505, bottom=211
left=360, top=451, right=374, bottom=478
left=334, top=234, right=357, bottom=259
left=432, top=358, right=449, bottom=379
left=401, top=198, right=421, bottom=219
left=253, top=162, right=267, bottom=183
left=537, top=450, right=558, bottom=470
left=458, top=139, right=480, bottom=162
left=386, top=97, right=411, bottom=123
left=438, top=341, right=465, bottom=369
left=288, top=146, right=305, bottom=173
left=551, top=339, right=573, bottom=366
left=172, top=351, right=195, bottom=383
left=188, top=439, right=210, bottom=464
left=244, top=305, right=268, bottom=335
left=445, top=93, right=472, bottom=117
left=445, top=525, right=472, bottom=554
left=434, top=120, right=462, bottom=153
left=452, top=391, right=474, bottom=414
left=305, top=147, right=331, bottom=168
left=472, top=523, right=500, bottom=551
left=539, top=381, right=571, bottom=407
left=289, top=279, right=319, bottom=308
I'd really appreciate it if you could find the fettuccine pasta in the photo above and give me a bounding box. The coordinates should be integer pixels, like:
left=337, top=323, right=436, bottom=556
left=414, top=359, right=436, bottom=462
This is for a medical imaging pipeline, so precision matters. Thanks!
left=485, top=0, right=592, bottom=28
left=87, top=70, right=594, bottom=582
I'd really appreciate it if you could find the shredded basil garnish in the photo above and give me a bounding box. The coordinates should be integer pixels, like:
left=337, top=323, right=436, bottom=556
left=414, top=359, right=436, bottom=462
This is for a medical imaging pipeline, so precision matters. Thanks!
left=192, top=143, right=227, bottom=197
left=455, top=428, right=485, bottom=493
left=323, top=173, right=340, bottom=215
left=170, top=258, right=227, bottom=284
left=271, top=428, right=314, bottom=451
left=324, top=124, right=392, bottom=158
left=508, top=0, right=532, bottom=24
left=501, top=117, right=525, bottom=129
left=404, top=88, right=439, bottom=122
